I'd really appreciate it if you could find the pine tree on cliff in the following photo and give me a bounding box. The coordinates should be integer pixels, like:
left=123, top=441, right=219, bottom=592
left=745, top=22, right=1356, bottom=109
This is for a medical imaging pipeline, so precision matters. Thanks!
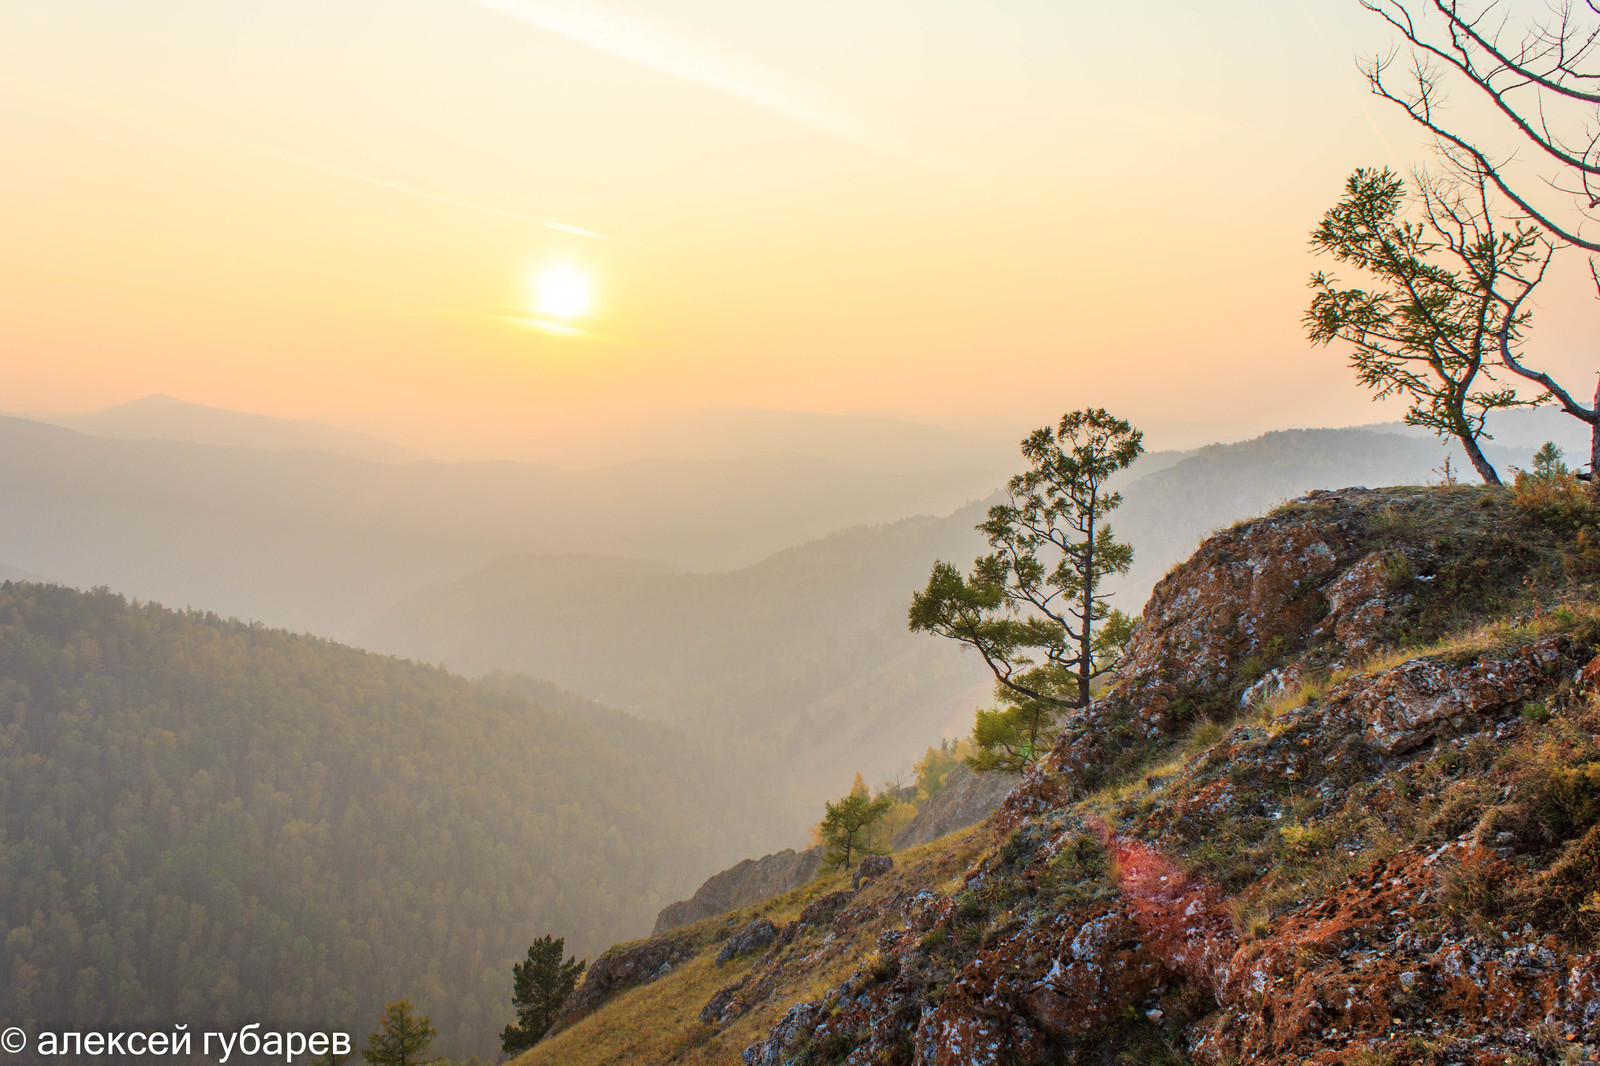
left=361, top=999, right=436, bottom=1066
left=1305, top=166, right=1547, bottom=485
left=500, top=935, right=586, bottom=1055
left=909, top=409, right=1143, bottom=754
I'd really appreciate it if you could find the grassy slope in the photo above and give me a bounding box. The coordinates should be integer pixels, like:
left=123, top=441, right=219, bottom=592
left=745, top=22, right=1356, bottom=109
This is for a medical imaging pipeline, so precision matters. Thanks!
left=513, top=828, right=989, bottom=1066
left=513, top=480, right=1600, bottom=1065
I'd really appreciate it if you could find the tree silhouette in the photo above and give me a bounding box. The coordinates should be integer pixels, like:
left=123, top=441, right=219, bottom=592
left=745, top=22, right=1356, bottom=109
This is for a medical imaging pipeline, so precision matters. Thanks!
left=1306, top=167, right=1546, bottom=484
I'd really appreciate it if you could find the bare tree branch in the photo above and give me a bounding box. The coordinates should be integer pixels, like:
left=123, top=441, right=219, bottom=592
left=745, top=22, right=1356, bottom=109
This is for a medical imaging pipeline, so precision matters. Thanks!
left=1359, top=0, right=1600, bottom=251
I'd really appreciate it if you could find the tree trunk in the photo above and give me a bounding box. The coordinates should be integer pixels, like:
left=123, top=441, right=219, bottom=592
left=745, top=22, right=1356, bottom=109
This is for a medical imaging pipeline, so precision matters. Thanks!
left=1458, top=431, right=1501, bottom=485
left=1078, top=488, right=1096, bottom=709
left=1591, top=376, right=1600, bottom=499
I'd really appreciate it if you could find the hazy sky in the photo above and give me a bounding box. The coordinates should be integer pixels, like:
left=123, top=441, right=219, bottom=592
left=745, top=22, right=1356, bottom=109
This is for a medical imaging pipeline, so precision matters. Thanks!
left=3, top=0, right=1594, bottom=457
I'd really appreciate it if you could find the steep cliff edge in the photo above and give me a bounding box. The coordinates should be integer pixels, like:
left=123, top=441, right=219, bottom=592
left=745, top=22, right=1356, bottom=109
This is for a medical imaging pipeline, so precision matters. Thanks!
left=655, top=849, right=826, bottom=934
left=516, top=483, right=1600, bottom=1066
left=891, top=763, right=1017, bottom=850
left=653, top=766, right=1013, bottom=937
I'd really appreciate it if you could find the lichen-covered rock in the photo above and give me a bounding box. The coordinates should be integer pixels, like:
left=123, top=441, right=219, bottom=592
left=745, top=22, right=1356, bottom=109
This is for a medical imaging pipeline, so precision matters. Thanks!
left=715, top=918, right=777, bottom=964
left=1118, top=503, right=1354, bottom=693
left=1312, top=547, right=1405, bottom=656
left=852, top=854, right=894, bottom=890
left=699, top=982, right=743, bottom=1026
left=741, top=1001, right=823, bottom=1066
left=1331, top=635, right=1577, bottom=754
left=1016, top=909, right=1162, bottom=1036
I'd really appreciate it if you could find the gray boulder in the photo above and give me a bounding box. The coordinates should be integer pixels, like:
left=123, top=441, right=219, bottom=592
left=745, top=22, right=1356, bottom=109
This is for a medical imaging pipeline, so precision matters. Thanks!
left=850, top=853, right=893, bottom=890
left=716, top=918, right=778, bottom=964
left=891, top=763, right=1019, bottom=850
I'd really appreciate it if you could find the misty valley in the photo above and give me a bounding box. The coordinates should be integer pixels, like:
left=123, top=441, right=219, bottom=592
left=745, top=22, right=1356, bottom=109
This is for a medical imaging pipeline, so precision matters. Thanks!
left=8, top=0, right=1600, bottom=1061
left=2, top=396, right=1594, bottom=1061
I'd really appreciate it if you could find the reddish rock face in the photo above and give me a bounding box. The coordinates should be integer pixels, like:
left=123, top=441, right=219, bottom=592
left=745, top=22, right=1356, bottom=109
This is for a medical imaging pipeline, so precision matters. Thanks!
left=727, top=490, right=1600, bottom=1066
left=1119, top=510, right=1353, bottom=694
left=990, top=494, right=1401, bottom=822
left=1313, top=548, right=1404, bottom=657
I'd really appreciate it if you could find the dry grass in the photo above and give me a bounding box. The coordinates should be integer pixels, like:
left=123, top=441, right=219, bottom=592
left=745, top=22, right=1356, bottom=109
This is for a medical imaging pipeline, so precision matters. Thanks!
left=512, top=826, right=990, bottom=1066
left=512, top=951, right=754, bottom=1066
left=515, top=484, right=1600, bottom=1065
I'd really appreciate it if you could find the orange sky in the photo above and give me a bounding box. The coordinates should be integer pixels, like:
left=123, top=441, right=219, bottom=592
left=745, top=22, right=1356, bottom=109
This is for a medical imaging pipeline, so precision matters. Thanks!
left=2, top=0, right=1594, bottom=458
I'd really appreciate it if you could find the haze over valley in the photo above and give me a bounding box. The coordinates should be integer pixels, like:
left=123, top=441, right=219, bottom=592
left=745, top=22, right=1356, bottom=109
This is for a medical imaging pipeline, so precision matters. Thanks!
left=3, top=394, right=1579, bottom=808
left=8, top=0, right=1600, bottom=1059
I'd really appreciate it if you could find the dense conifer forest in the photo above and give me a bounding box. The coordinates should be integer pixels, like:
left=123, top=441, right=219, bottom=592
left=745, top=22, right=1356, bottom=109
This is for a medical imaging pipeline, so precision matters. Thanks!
left=0, top=582, right=781, bottom=1057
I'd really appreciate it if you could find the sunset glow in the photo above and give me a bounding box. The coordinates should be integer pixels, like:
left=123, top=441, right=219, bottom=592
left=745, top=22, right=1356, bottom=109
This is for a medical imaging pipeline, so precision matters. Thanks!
left=532, top=263, right=594, bottom=321
left=2, top=0, right=1595, bottom=457
left=6, top=6, right=1600, bottom=1054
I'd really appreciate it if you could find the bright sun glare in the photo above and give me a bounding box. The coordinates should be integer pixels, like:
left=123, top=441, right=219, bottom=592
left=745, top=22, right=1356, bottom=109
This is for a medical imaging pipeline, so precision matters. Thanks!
left=532, top=263, right=593, bottom=320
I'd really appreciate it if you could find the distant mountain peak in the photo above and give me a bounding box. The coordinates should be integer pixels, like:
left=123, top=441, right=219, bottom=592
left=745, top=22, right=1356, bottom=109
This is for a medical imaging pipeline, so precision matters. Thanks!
left=28, top=395, right=417, bottom=463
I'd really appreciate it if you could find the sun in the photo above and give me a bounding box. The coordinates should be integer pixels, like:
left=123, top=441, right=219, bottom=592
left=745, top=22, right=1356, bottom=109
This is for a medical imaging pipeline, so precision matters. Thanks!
left=531, top=263, right=593, bottom=320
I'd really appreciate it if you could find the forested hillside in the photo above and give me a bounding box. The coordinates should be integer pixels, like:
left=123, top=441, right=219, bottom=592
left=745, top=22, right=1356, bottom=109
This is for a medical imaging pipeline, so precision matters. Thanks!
left=0, top=583, right=787, bottom=1058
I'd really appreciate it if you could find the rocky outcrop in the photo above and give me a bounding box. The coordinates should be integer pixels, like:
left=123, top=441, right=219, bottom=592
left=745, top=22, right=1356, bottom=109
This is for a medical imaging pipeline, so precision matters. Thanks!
left=653, top=847, right=823, bottom=934
left=523, top=486, right=1600, bottom=1066
left=732, top=486, right=1600, bottom=1066
left=892, top=763, right=1019, bottom=849
left=794, top=889, right=853, bottom=928
left=996, top=489, right=1530, bottom=825
left=1312, top=547, right=1407, bottom=656
left=1333, top=634, right=1575, bottom=754
left=851, top=854, right=893, bottom=889
left=715, top=918, right=777, bottom=964
left=1199, top=841, right=1600, bottom=1063
left=551, top=930, right=700, bottom=1034
left=1117, top=489, right=1364, bottom=695
left=738, top=644, right=1600, bottom=1064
